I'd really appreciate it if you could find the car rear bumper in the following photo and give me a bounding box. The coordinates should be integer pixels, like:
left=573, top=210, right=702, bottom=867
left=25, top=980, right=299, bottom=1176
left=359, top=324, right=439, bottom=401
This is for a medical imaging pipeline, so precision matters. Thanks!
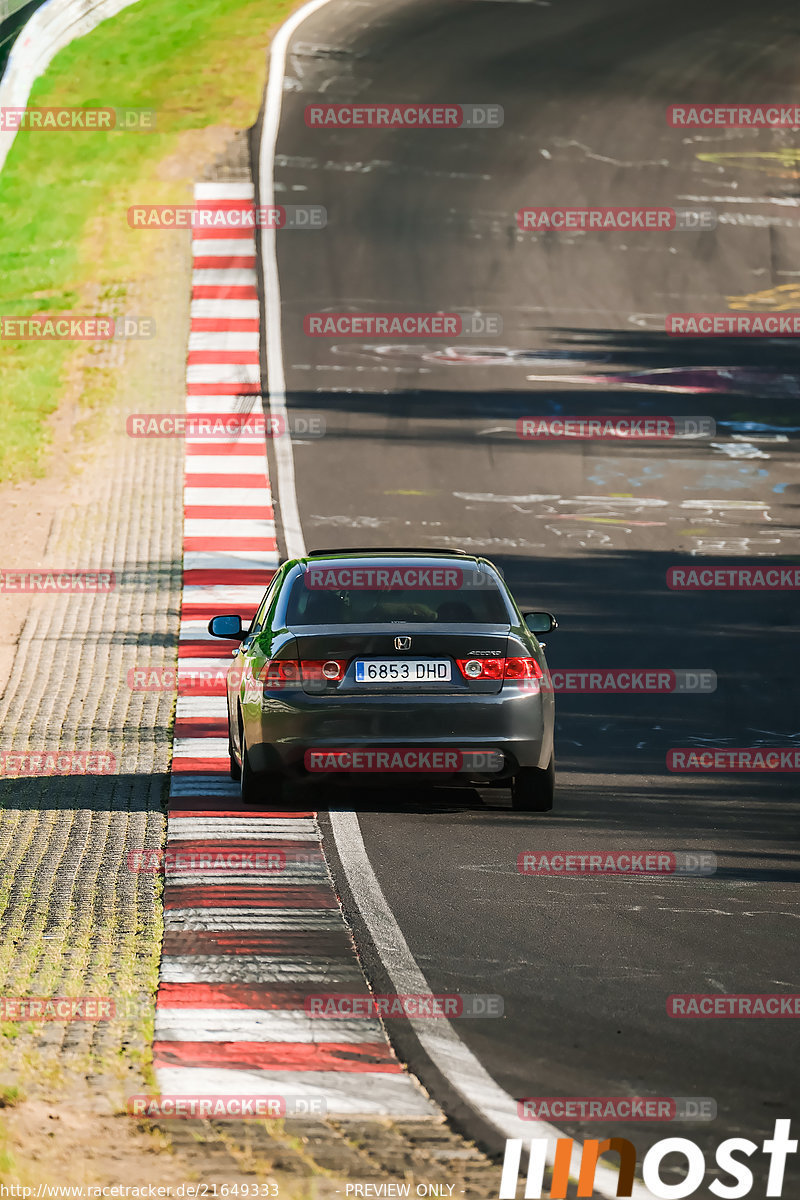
left=243, top=686, right=553, bottom=777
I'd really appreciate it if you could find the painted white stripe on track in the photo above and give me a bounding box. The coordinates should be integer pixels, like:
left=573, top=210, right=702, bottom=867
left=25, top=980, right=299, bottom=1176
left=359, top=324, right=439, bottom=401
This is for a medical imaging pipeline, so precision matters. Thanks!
left=183, top=493, right=270, bottom=510
left=175, top=697, right=229, bottom=717
left=185, top=456, right=268, bottom=476
left=164, top=870, right=326, bottom=887
left=155, top=1009, right=385, bottom=1043
left=191, top=299, right=260, bottom=319
left=169, top=778, right=241, bottom=797
left=183, top=518, right=275, bottom=537
left=177, top=657, right=233, bottom=674
left=186, top=363, right=260, bottom=384
left=164, top=908, right=339, bottom=930
left=195, top=182, right=254, bottom=201
left=182, top=552, right=277, bottom=572
left=167, top=822, right=318, bottom=841
left=188, top=331, right=260, bottom=351
left=191, top=240, right=256, bottom=258
left=183, top=392, right=261, bottom=406
left=192, top=268, right=257, bottom=288
left=172, top=738, right=231, bottom=757
left=155, top=1067, right=437, bottom=1116
left=159, top=957, right=364, bottom=984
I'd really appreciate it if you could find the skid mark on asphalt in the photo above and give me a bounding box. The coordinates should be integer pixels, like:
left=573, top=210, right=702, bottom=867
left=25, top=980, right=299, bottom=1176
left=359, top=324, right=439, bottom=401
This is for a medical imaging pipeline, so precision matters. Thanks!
left=155, top=180, right=434, bottom=1118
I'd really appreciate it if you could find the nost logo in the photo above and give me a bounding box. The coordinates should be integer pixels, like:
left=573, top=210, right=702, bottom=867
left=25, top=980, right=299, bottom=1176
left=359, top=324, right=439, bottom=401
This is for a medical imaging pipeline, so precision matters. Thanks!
left=498, top=1119, right=797, bottom=1197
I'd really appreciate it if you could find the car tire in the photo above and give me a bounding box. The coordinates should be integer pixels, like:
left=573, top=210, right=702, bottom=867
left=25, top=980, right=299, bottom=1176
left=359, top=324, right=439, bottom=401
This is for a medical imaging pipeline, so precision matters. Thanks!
left=511, top=757, right=554, bottom=812
left=240, top=737, right=283, bottom=806
left=229, top=729, right=241, bottom=781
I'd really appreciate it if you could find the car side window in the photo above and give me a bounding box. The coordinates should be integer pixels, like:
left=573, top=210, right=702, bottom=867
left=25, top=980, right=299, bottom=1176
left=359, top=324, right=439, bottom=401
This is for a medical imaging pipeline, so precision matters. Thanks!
left=245, top=571, right=283, bottom=638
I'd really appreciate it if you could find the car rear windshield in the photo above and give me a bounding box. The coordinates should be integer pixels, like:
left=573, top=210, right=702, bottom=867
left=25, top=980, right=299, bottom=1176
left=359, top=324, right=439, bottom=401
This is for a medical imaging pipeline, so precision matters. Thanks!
left=285, top=566, right=511, bottom=625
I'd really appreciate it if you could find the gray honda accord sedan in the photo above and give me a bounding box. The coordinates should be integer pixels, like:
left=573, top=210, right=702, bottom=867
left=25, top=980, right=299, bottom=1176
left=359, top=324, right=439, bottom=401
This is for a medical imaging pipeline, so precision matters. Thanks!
left=208, top=548, right=557, bottom=811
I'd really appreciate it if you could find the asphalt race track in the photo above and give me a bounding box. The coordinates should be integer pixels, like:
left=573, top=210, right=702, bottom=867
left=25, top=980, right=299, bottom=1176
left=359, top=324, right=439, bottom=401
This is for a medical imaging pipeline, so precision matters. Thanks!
left=258, top=0, right=800, bottom=1192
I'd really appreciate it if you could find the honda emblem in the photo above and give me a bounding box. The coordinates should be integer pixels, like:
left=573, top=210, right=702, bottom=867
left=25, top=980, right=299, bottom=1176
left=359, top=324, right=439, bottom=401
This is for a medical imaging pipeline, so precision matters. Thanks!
left=394, top=636, right=412, bottom=651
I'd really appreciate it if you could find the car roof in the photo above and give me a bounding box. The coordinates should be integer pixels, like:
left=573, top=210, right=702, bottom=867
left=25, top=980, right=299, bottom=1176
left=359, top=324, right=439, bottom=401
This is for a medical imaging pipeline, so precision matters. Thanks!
left=305, top=547, right=471, bottom=558
left=295, top=548, right=496, bottom=570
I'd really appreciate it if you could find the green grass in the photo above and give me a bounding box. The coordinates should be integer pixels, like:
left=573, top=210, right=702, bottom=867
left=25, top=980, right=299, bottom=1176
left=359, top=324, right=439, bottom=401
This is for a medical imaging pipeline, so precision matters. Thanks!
left=0, top=0, right=294, bottom=482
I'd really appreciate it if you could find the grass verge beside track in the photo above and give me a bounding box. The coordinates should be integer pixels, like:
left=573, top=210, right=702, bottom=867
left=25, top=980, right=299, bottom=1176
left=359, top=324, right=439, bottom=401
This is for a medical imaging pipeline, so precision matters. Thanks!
left=0, top=0, right=293, bottom=482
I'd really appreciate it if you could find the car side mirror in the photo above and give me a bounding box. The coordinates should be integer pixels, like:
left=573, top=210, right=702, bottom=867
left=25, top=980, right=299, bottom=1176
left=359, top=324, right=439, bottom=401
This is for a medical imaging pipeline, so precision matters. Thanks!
left=523, top=611, right=558, bottom=635
left=208, top=614, right=244, bottom=639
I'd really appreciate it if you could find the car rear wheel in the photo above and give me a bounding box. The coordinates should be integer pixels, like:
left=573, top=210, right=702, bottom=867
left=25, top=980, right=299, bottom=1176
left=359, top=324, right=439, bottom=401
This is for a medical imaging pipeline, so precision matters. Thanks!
left=240, top=736, right=283, bottom=806
left=511, top=757, right=554, bottom=812
left=228, top=714, right=241, bottom=780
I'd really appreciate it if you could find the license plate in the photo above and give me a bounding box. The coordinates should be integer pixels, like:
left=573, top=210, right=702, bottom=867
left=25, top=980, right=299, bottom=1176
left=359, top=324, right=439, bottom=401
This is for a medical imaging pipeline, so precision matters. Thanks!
left=354, top=658, right=451, bottom=683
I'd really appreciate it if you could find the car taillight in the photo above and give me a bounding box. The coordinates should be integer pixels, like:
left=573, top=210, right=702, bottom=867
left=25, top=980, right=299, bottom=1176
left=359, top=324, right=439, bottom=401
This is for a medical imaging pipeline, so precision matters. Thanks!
left=261, top=660, right=300, bottom=685
left=260, top=659, right=347, bottom=684
left=503, top=657, right=543, bottom=680
left=300, top=659, right=348, bottom=682
left=456, top=657, right=543, bottom=681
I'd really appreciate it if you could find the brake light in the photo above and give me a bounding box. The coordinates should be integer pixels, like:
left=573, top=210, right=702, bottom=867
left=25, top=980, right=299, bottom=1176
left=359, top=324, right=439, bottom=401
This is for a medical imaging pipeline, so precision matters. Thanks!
left=503, top=657, right=543, bottom=680
left=260, top=659, right=347, bottom=685
left=261, top=660, right=300, bottom=685
left=456, top=657, right=543, bottom=681
left=300, top=659, right=348, bottom=682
